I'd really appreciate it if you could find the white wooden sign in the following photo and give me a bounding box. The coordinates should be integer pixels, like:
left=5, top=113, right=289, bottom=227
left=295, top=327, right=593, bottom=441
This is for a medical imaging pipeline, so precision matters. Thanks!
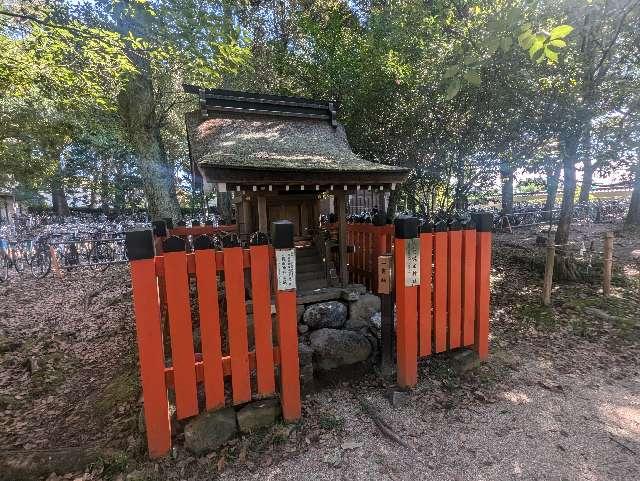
left=275, top=248, right=296, bottom=291
left=404, top=237, right=420, bottom=287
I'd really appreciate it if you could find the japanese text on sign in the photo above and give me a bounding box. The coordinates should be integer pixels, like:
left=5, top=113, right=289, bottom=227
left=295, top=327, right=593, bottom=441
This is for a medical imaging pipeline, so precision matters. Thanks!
left=275, top=249, right=296, bottom=291
left=378, top=255, right=392, bottom=294
left=404, top=238, right=420, bottom=286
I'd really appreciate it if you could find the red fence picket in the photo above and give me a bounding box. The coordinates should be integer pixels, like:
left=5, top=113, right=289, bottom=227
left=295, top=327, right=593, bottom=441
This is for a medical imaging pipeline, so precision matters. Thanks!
left=126, top=224, right=301, bottom=459
left=392, top=214, right=492, bottom=388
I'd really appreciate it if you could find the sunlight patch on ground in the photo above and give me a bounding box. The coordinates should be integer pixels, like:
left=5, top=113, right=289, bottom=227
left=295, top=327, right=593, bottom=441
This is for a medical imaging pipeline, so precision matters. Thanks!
left=500, top=390, right=530, bottom=404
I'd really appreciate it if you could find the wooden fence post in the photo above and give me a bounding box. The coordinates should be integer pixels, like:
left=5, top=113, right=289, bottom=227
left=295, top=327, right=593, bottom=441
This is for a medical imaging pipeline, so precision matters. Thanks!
left=543, top=239, right=555, bottom=306
left=272, top=221, right=301, bottom=421
left=471, top=213, right=492, bottom=361
left=603, top=232, right=614, bottom=297
left=126, top=230, right=171, bottom=458
left=393, top=216, right=420, bottom=388
left=377, top=254, right=394, bottom=375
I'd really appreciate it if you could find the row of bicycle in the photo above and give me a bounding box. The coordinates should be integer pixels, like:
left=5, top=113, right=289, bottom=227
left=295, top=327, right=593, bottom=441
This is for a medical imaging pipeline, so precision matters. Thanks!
left=0, top=233, right=128, bottom=282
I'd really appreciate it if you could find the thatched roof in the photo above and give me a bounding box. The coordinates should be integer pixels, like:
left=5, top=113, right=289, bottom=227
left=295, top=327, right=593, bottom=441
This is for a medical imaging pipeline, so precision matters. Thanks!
left=185, top=111, right=406, bottom=175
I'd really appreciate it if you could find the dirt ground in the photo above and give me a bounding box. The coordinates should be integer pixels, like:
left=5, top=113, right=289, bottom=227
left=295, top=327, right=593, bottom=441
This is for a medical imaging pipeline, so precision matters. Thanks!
left=1, top=221, right=639, bottom=481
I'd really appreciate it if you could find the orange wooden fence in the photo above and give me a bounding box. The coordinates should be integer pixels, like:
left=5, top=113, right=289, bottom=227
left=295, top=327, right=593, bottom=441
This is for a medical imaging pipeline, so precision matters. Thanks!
left=327, top=222, right=394, bottom=291
left=126, top=224, right=300, bottom=458
left=393, top=214, right=492, bottom=388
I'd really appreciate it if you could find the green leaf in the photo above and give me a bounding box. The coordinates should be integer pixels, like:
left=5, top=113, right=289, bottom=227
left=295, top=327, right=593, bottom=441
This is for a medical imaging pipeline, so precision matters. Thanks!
left=444, top=65, right=459, bottom=79
left=484, top=37, right=500, bottom=55
left=549, top=39, right=567, bottom=48
left=446, top=79, right=461, bottom=100
left=544, top=47, right=559, bottom=63
left=463, top=54, right=477, bottom=65
left=501, top=37, right=513, bottom=52
left=550, top=25, right=573, bottom=40
left=464, top=71, right=481, bottom=86
left=518, top=30, right=534, bottom=49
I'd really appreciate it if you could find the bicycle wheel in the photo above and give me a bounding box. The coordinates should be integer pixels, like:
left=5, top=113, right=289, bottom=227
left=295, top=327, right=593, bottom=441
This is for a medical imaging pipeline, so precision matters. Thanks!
left=88, top=242, right=113, bottom=271
left=30, top=249, right=51, bottom=279
left=12, top=245, right=27, bottom=274
left=0, top=254, right=8, bottom=282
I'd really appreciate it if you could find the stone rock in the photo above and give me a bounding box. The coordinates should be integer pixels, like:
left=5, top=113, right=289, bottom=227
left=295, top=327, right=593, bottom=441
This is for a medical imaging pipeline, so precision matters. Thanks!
left=184, top=407, right=237, bottom=455
left=309, top=328, right=372, bottom=371
left=296, top=305, right=305, bottom=322
left=349, top=294, right=381, bottom=324
left=343, top=317, right=369, bottom=331
left=303, top=301, right=347, bottom=330
left=340, top=284, right=367, bottom=301
left=298, top=342, right=313, bottom=366
left=237, top=399, right=281, bottom=433
left=298, top=324, right=309, bottom=335
left=385, top=388, right=409, bottom=408
left=449, top=349, right=480, bottom=376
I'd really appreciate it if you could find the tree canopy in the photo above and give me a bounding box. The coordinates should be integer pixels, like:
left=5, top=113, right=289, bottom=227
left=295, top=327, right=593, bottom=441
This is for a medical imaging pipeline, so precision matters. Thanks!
left=0, top=0, right=638, bottom=225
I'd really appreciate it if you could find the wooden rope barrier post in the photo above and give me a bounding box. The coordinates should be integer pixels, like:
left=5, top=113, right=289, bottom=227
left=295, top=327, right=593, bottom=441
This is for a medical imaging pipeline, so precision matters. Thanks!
left=543, top=239, right=555, bottom=306
left=393, top=215, right=420, bottom=388
left=271, top=220, right=301, bottom=421
left=377, top=254, right=394, bottom=376
left=603, top=232, right=614, bottom=297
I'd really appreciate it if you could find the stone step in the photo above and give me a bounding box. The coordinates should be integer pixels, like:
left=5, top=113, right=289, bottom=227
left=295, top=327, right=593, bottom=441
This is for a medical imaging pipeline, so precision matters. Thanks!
left=297, top=270, right=326, bottom=282
left=297, top=278, right=329, bottom=292
left=295, top=248, right=318, bottom=259
left=296, top=262, right=324, bottom=274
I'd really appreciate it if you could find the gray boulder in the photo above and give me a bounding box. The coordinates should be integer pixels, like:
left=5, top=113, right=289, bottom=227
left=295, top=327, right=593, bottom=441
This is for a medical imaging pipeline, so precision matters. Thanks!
left=184, top=407, right=237, bottom=455
left=309, top=328, right=372, bottom=370
left=237, top=398, right=281, bottom=433
left=349, top=294, right=381, bottom=324
left=298, top=342, right=314, bottom=366
left=303, top=301, right=347, bottom=330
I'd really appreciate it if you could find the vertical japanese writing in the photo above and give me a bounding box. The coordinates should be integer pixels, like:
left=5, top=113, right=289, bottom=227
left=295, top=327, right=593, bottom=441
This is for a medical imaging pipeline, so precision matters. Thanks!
left=405, top=237, right=420, bottom=286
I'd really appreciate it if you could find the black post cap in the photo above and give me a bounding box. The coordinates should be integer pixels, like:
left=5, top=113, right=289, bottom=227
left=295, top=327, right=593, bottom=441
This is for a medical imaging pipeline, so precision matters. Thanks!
left=420, top=219, right=434, bottom=233
left=448, top=218, right=462, bottom=231
left=125, top=230, right=155, bottom=260
left=271, top=220, right=294, bottom=249
left=152, top=220, right=167, bottom=238
left=461, top=216, right=476, bottom=230
left=222, top=233, right=241, bottom=248
left=250, top=231, right=270, bottom=246
left=193, top=234, right=214, bottom=250
left=394, top=215, right=419, bottom=239
left=372, top=212, right=386, bottom=227
left=471, top=212, right=493, bottom=232
left=163, top=217, right=174, bottom=229
left=163, top=235, right=186, bottom=253
left=434, top=219, right=449, bottom=232
left=328, top=213, right=337, bottom=223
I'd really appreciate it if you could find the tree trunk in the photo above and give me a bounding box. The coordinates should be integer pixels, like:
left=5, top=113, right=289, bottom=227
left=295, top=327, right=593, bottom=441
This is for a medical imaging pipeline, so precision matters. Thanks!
left=625, top=162, right=640, bottom=226
left=544, top=162, right=561, bottom=220
left=51, top=154, right=70, bottom=216
left=117, top=2, right=182, bottom=222
left=500, top=164, right=514, bottom=215
left=555, top=155, right=577, bottom=247
left=99, top=157, right=111, bottom=213
left=579, top=161, right=594, bottom=203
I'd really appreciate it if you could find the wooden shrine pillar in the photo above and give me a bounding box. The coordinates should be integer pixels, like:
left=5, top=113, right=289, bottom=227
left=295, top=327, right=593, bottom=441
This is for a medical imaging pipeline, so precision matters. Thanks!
left=335, top=191, right=348, bottom=286
left=257, top=195, right=268, bottom=233
left=240, top=197, right=253, bottom=236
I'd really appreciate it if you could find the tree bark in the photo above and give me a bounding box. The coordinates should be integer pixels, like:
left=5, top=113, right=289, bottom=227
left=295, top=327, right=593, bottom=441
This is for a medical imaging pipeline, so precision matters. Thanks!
left=544, top=161, right=561, bottom=220
left=625, top=162, right=640, bottom=226
left=117, top=2, right=182, bottom=222
left=217, top=190, right=234, bottom=224
left=579, top=161, right=594, bottom=203
left=51, top=153, right=70, bottom=216
left=500, top=164, right=514, bottom=215
left=554, top=140, right=579, bottom=247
